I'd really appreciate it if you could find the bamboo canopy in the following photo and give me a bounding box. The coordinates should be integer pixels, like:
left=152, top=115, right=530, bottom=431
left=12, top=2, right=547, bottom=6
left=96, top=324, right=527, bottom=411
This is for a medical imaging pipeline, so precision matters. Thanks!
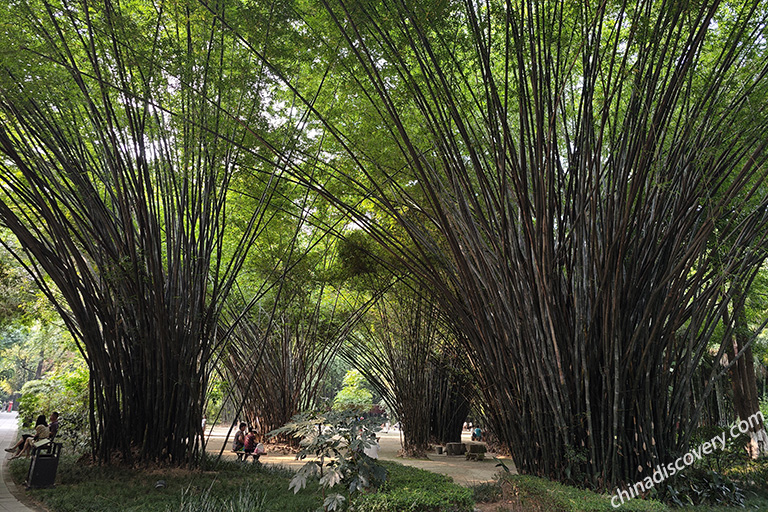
left=214, top=0, right=768, bottom=487
left=0, top=0, right=284, bottom=464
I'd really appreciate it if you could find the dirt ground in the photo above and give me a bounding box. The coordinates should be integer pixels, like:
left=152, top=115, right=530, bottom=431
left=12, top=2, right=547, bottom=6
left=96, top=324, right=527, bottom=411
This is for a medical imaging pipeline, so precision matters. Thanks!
left=203, top=425, right=516, bottom=487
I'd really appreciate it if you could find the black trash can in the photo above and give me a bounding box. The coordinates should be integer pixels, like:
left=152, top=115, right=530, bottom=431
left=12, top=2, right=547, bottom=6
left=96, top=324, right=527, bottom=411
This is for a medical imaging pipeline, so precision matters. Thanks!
left=26, top=442, right=62, bottom=489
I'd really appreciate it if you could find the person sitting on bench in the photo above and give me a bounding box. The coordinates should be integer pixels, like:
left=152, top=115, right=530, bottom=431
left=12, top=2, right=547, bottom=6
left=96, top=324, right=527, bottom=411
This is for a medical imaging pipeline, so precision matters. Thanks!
left=47, top=412, right=59, bottom=440
left=232, top=422, right=247, bottom=453
left=8, top=415, right=49, bottom=460
left=242, top=428, right=260, bottom=461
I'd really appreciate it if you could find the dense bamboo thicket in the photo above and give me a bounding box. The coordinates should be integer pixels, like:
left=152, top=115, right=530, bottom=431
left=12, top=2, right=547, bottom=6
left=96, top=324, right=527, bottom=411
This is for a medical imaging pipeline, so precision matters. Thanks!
left=223, top=283, right=368, bottom=442
left=427, top=351, right=473, bottom=446
left=347, top=284, right=471, bottom=452
left=227, top=0, right=768, bottom=487
left=347, top=288, right=440, bottom=456
left=0, top=0, right=282, bottom=464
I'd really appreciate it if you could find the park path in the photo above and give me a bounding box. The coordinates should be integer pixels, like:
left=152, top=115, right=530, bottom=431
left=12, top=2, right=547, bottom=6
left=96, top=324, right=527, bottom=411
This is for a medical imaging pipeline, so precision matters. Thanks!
left=0, top=412, right=44, bottom=512
left=203, top=426, right=516, bottom=486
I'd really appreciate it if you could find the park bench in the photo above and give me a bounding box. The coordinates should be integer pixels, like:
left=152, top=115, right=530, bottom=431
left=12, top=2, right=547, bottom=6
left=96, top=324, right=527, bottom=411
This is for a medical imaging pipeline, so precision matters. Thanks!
left=233, top=443, right=266, bottom=462
left=233, top=450, right=261, bottom=462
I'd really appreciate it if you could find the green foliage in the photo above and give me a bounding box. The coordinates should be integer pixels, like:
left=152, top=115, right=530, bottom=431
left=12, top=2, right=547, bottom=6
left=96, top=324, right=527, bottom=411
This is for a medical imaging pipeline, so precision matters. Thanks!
left=8, top=455, right=322, bottom=512
left=332, top=370, right=373, bottom=413
left=17, top=366, right=90, bottom=453
left=335, top=231, right=385, bottom=283
left=469, top=480, right=503, bottom=504
left=656, top=469, right=745, bottom=508
left=351, top=461, right=473, bottom=512
left=17, top=379, right=49, bottom=425
left=0, top=236, right=46, bottom=329
left=203, top=377, right=229, bottom=426
left=687, top=425, right=749, bottom=473
left=0, top=321, right=79, bottom=400
left=269, top=410, right=386, bottom=511
left=725, top=456, right=768, bottom=491
left=503, top=474, right=668, bottom=512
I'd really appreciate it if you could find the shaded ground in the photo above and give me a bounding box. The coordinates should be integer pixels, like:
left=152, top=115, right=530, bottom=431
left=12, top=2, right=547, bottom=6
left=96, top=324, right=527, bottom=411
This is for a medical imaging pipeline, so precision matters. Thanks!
left=203, top=425, right=516, bottom=486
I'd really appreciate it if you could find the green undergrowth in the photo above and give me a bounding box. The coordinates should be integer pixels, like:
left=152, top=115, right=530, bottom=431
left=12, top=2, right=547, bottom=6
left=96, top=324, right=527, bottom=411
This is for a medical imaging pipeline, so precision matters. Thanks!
left=351, top=460, right=473, bottom=511
left=484, top=474, right=669, bottom=512
left=8, top=456, right=474, bottom=512
left=474, top=472, right=768, bottom=511
left=11, top=453, right=768, bottom=512
left=9, top=455, right=321, bottom=512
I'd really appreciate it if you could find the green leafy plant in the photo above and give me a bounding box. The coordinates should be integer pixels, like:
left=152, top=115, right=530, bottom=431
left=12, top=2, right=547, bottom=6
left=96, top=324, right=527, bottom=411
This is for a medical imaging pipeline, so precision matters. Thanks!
left=17, top=367, right=90, bottom=453
left=688, top=425, right=750, bottom=473
left=270, top=410, right=386, bottom=511
left=656, top=468, right=745, bottom=508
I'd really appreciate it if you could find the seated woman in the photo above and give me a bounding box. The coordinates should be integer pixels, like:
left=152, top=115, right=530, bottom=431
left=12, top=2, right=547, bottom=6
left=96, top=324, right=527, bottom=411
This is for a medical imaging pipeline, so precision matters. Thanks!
left=232, top=422, right=247, bottom=452
left=8, top=415, right=49, bottom=460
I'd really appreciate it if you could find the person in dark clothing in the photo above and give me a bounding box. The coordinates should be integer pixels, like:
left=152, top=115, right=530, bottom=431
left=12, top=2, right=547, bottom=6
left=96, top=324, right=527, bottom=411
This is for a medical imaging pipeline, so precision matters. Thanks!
left=232, top=422, right=247, bottom=452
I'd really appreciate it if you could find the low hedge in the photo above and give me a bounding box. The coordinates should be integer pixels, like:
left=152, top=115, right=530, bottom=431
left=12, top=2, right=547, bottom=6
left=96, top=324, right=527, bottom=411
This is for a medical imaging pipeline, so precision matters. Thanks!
left=351, top=461, right=474, bottom=512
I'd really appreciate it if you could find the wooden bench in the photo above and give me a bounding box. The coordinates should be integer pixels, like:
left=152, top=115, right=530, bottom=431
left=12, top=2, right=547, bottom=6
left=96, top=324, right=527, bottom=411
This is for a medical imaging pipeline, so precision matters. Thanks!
left=233, top=450, right=262, bottom=462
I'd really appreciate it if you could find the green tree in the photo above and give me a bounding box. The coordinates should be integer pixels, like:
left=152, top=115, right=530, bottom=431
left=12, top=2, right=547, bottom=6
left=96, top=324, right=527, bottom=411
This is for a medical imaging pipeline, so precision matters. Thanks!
left=332, top=370, right=372, bottom=412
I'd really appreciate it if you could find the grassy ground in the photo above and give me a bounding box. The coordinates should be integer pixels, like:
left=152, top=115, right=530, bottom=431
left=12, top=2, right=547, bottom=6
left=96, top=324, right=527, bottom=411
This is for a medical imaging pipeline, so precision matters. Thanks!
left=8, top=455, right=474, bottom=512
left=9, top=455, right=324, bottom=512
left=10, top=451, right=768, bottom=511
left=470, top=470, right=768, bottom=511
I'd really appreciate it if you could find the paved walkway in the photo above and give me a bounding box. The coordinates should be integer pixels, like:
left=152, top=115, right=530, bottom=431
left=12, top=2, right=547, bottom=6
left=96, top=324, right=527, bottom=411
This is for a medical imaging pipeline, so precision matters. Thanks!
left=0, top=412, right=42, bottom=512
left=204, top=426, right=516, bottom=486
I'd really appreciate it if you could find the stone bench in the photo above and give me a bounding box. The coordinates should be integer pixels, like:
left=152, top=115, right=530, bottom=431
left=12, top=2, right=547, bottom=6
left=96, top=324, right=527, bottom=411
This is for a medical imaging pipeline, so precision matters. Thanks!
left=445, top=442, right=466, bottom=456
left=465, top=442, right=487, bottom=461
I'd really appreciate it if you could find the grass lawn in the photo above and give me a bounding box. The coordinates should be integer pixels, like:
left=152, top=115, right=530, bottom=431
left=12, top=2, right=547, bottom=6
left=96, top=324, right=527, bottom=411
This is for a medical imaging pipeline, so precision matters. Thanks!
left=9, top=455, right=323, bottom=512
left=9, top=452, right=768, bottom=512
left=471, top=473, right=768, bottom=511
left=7, top=455, right=474, bottom=512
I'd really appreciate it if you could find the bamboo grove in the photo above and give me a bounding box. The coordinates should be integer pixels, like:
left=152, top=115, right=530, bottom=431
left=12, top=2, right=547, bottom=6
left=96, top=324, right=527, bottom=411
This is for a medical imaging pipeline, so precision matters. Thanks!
left=3, top=0, right=768, bottom=491
left=239, top=0, right=768, bottom=487
left=0, top=0, right=292, bottom=464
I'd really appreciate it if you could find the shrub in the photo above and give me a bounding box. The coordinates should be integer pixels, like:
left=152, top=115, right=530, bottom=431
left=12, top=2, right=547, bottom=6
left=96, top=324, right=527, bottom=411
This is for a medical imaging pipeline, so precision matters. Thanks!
left=688, top=424, right=749, bottom=473
left=726, top=456, right=768, bottom=490
left=351, top=461, right=474, bottom=512
left=270, top=410, right=386, bottom=511
left=17, top=367, right=90, bottom=454
left=470, top=481, right=503, bottom=503
left=654, top=468, right=745, bottom=508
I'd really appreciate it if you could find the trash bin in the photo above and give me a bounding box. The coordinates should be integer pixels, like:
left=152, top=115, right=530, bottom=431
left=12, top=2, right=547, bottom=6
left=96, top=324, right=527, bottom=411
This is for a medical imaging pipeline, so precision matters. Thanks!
left=26, top=442, right=62, bottom=489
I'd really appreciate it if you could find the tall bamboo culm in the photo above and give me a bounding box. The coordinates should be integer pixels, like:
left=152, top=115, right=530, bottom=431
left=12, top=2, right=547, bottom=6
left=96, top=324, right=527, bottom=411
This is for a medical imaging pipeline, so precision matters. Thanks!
left=238, top=0, right=768, bottom=487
